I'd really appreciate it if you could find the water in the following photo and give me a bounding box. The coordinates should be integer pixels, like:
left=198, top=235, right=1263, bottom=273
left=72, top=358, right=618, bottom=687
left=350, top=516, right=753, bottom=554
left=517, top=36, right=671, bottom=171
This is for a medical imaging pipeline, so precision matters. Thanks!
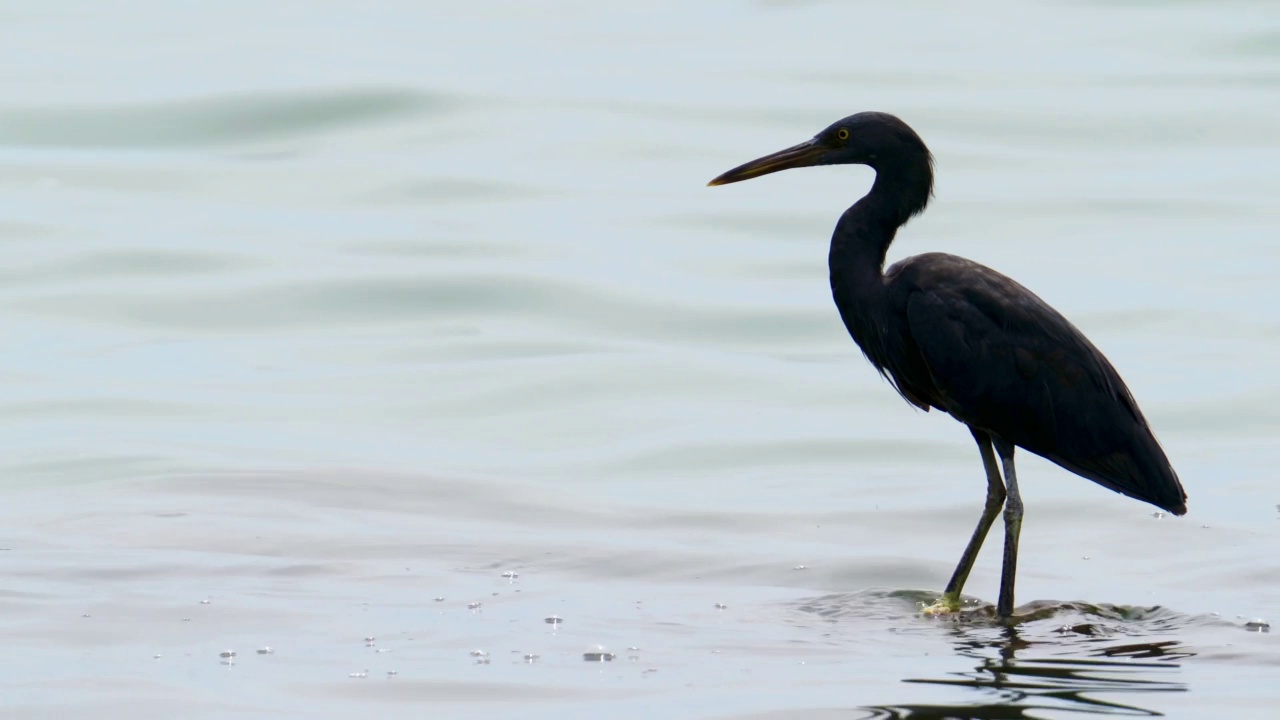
left=0, top=1, right=1278, bottom=718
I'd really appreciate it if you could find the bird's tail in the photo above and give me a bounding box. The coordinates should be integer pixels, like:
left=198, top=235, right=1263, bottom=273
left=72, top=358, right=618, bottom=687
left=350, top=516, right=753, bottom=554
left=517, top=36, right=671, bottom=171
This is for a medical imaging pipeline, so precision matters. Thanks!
left=1045, top=428, right=1187, bottom=516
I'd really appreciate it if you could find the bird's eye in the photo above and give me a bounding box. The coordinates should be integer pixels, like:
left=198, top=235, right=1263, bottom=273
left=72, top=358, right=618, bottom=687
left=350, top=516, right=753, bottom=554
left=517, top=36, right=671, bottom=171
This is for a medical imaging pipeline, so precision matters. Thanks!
left=836, top=128, right=850, bottom=141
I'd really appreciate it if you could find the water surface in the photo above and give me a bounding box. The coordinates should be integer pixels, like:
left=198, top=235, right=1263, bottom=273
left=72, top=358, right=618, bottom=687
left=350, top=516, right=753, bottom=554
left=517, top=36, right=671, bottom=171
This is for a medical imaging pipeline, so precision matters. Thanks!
left=0, top=1, right=1278, bottom=718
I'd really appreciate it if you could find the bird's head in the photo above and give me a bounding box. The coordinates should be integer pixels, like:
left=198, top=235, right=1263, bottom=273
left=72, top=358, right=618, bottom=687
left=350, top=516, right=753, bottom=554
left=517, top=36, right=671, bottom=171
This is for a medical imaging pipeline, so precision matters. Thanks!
left=707, top=111, right=932, bottom=187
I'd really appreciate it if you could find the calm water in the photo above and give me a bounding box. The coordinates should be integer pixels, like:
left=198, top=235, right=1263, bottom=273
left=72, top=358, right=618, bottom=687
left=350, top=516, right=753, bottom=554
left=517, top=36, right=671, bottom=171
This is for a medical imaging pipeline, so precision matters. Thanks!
left=1, top=1, right=1278, bottom=718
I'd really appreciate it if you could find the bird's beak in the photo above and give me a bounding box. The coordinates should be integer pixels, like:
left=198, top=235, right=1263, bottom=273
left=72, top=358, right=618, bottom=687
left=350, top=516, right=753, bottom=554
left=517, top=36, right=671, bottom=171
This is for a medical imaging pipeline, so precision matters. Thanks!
left=707, top=138, right=828, bottom=186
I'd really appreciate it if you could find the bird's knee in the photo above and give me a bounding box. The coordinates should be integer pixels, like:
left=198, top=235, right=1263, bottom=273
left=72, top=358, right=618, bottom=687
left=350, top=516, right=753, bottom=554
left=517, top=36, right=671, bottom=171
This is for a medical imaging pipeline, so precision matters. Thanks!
left=984, top=492, right=1006, bottom=513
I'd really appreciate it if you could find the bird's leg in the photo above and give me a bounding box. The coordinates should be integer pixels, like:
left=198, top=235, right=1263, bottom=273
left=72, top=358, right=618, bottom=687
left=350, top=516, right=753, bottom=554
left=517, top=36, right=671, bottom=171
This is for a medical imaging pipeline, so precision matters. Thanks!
left=922, top=429, right=1006, bottom=616
left=994, top=438, right=1023, bottom=618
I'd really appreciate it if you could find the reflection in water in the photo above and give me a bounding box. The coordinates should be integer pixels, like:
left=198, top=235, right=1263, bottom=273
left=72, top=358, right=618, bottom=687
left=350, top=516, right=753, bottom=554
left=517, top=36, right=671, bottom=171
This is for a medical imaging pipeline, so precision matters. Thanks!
left=867, top=629, right=1189, bottom=718
left=800, top=591, right=1195, bottom=719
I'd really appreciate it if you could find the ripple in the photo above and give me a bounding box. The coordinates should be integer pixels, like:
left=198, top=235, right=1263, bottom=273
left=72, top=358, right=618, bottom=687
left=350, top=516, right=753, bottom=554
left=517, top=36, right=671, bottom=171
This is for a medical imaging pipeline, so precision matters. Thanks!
left=600, top=438, right=967, bottom=475
left=778, top=589, right=1209, bottom=719
left=3, top=249, right=255, bottom=288
left=0, top=398, right=200, bottom=421
left=789, top=589, right=1218, bottom=633
left=360, top=178, right=546, bottom=205
left=15, top=273, right=833, bottom=346
left=0, top=87, right=448, bottom=149
left=660, top=212, right=827, bottom=239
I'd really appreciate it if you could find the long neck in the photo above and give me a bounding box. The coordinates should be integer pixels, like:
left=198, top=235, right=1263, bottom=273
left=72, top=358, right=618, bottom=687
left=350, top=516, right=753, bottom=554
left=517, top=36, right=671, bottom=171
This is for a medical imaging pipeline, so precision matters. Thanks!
left=828, top=158, right=932, bottom=290
left=828, top=158, right=932, bottom=355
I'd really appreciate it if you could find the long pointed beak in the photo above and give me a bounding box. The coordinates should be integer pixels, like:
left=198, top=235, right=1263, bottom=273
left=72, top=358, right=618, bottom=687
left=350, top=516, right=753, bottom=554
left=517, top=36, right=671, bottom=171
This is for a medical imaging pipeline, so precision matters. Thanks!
left=707, top=138, right=829, bottom=187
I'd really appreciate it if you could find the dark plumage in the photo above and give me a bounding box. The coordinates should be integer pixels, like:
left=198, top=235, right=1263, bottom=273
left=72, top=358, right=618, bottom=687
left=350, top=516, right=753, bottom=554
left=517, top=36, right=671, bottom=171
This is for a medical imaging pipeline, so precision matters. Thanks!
left=708, top=111, right=1186, bottom=617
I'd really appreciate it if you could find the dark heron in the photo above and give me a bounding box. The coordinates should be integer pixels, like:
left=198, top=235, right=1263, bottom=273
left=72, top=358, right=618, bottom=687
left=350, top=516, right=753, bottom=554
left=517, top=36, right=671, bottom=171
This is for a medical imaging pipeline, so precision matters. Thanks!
left=707, top=112, right=1187, bottom=618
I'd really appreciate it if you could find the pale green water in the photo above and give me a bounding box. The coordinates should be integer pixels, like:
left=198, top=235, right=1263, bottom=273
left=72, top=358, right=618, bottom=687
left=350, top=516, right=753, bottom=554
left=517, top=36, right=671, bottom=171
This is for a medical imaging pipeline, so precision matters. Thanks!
left=1, top=1, right=1278, bottom=718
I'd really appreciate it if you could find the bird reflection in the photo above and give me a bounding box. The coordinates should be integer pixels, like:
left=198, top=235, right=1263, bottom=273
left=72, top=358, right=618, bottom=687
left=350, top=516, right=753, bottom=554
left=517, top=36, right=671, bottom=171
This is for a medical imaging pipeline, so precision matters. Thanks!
left=857, top=623, right=1191, bottom=719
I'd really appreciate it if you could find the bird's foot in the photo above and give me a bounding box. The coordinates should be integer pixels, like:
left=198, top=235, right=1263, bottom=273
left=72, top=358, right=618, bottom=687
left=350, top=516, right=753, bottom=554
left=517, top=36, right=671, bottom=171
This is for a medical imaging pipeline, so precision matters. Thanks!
left=920, top=592, right=963, bottom=617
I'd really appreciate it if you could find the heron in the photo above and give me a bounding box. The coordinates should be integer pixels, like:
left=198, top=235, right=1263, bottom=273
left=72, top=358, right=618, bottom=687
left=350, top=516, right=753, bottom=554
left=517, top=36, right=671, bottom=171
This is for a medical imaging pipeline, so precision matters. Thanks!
left=707, top=112, right=1187, bottom=618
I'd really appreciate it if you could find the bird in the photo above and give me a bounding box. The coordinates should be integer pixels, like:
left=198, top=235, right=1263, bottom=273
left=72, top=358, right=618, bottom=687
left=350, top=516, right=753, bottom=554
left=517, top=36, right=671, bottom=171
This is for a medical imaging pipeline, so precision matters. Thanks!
left=707, top=112, right=1187, bottom=618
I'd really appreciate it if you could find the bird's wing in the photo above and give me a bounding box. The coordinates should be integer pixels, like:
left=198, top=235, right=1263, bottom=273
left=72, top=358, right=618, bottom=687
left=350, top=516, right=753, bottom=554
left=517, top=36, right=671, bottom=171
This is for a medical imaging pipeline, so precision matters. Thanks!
left=899, top=257, right=1184, bottom=512
left=902, top=265, right=1139, bottom=428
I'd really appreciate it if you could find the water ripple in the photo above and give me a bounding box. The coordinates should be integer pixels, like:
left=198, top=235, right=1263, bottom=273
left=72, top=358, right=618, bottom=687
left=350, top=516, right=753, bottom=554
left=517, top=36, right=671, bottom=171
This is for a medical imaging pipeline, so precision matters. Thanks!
left=15, top=273, right=833, bottom=346
left=0, top=87, right=448, bottom=148
left=779, top=590, right=1211, bottom=720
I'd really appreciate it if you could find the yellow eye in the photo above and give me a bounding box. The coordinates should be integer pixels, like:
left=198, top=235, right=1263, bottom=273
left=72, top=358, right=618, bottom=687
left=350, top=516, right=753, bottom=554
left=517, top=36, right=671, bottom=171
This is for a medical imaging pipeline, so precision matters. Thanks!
left=836, top=128, right=850, bottom=141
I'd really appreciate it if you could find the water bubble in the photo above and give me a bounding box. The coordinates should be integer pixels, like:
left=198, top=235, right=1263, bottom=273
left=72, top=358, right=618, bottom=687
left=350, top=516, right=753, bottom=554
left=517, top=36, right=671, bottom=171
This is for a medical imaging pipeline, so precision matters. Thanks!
left=793, top=565, right=808, bottom=571
left=257, top=647, right=274, bottom=655
left=1245, top=618, right=1271, bottom=632
left=200, top=599, right=211, bottom=605
left=153, top=654, right=163, bottom=660
left=433, top=597, right=445, bottom=602
left=81, top=614, right=91, bottom=618
left=1057, top=623, right=1101, bottom=636
left=715, top=603, right=728, bottom=610
left=386, top=670, right=398, bottom=677
left=583, top=645, right=615, bottom=662
left=468, top=602, right=483, bottom=610
left=376, top=648, right=392, bottom=653
left=544, top=615, right=563, bottom=625
left=1151, top=511, right=1167, bottom=519
left=470, top=649, right=489, bottom=658
left=349, top=670, right=368, bottom=679
left=182, top=617, right=192, bottom=622
left=523, top=653, right=540, bottom=663
left=364, top=636, right=376, bottom=646
left=218, top=650, right=237, bottom=659
left=502, top=571, right=519, bottom=580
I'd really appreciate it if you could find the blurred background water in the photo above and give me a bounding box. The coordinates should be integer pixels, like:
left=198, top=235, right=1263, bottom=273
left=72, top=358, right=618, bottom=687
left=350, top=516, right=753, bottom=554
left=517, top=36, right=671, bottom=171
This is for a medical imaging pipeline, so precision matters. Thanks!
left=0, top=1, right=1278, bottom=718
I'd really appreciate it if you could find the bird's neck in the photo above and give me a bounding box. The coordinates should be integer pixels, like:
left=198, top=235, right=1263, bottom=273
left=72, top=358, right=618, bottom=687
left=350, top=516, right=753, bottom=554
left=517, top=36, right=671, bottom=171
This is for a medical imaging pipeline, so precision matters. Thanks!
left=829, top=196, right=897, bottom=287
left=827, top=161, right=932, bottom=355
left=828, top=163, right=931, bottom=288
